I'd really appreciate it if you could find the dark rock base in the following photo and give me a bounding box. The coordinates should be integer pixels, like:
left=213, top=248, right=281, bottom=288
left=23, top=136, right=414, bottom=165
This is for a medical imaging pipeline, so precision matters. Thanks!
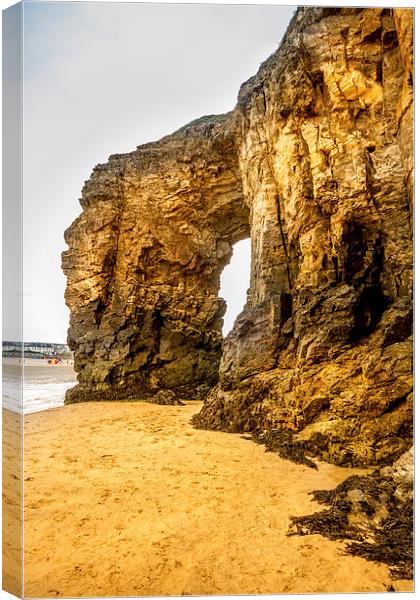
left=64, top=382, right=195, bottom=405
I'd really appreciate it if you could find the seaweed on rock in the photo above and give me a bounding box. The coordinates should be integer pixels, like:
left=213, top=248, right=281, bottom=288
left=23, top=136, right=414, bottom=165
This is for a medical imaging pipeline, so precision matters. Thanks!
left=287, top=473, right=413, bottom=580
left=249, top=430, right=319, bottom=469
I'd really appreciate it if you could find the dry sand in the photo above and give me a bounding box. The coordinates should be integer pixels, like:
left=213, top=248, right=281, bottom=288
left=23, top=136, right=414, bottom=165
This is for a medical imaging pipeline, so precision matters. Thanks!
left=17, top=401, right=412, bottom=597
left=2, top=409, right=23, bottom=597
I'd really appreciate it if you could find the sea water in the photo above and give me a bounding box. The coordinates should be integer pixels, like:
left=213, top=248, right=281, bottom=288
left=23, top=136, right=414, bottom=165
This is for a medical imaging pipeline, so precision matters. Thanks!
left=2, top=361, right=77, bottom=414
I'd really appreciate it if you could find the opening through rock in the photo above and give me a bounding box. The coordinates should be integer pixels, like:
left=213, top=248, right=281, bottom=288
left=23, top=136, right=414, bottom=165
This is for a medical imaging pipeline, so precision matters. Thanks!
left=220, top=238, right=251, bottom=337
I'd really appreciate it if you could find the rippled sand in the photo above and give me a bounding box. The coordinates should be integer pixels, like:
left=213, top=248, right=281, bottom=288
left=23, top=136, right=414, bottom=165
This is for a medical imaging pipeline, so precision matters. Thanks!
left=16, top=401, right=413, bottom=597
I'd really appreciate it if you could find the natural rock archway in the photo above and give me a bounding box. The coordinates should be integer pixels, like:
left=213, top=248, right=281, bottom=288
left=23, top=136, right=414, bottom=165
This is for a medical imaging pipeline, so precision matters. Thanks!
left=63, top=114, right=250, bottom=402
left=63, top=7, right=413, bottom=466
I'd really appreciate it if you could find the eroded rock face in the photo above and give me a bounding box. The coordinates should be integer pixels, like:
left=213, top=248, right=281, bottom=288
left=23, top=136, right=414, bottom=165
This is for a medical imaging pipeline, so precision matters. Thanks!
left=63, top=115, right=249, bottom=402
left=194, top=7, right=413, bottom=466
left=63, top=7, right=413, bottom=465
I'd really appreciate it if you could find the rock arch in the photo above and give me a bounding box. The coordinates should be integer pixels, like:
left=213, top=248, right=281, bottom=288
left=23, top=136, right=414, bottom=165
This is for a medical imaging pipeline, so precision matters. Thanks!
left=63, top=7, right=413, bottom=466
left=63, top=115, right=250, bottom=402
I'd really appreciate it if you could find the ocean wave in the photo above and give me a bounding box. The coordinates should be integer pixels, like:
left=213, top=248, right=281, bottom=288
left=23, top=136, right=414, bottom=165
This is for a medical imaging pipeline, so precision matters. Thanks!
left=3, top=381, right=76, bottom=414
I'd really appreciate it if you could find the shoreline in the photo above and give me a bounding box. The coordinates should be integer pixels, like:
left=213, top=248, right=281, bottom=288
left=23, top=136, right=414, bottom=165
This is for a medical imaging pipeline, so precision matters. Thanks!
left=2, top=357, right=74, bottom=367
left=10, top=401, right=412, bottom=596
left=2, top=362, right=77, bottom=415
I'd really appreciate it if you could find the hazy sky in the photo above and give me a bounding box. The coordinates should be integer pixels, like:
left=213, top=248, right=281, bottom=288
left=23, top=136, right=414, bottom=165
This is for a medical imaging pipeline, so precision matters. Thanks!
left=17, top=1, right=296, bottom=342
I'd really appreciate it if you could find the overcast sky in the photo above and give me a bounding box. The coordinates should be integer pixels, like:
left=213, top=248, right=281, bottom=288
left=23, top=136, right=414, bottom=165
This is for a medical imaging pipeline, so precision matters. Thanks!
left=16, top=1, right=296, bottom=342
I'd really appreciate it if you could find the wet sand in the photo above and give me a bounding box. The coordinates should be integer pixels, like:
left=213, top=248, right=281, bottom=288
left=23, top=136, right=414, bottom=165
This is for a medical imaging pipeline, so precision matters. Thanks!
left=19, top=401, right=412, bottom=597
left=2, top=361, right=77, bottom=414
left=3, top=359, right=76, bottom=384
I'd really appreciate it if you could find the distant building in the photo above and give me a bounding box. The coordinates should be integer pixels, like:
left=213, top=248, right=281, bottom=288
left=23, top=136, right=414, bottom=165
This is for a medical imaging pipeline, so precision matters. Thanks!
left=2, top=341, right=72, bottom=358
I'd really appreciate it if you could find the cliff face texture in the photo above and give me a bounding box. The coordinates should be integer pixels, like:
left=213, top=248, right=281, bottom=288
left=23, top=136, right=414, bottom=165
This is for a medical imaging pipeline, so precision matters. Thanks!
left=63, top=7, right=413, bottom=466
left=63, top=115, right=249, bottom=402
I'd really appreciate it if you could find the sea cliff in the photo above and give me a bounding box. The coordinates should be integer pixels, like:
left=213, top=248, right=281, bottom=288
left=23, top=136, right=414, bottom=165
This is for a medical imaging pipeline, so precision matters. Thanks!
left=62, top=7, right=413, bottom=467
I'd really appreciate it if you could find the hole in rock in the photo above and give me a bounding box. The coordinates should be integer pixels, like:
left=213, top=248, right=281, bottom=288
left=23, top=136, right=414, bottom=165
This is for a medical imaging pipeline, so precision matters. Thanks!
left=220, top=238, right=251, bottom=337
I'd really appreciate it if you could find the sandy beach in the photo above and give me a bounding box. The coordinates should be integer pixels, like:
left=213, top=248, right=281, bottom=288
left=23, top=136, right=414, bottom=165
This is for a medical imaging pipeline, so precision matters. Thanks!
left=17, top=401, right=412, bottom=597
left=2, top=409, right=23, bottom=597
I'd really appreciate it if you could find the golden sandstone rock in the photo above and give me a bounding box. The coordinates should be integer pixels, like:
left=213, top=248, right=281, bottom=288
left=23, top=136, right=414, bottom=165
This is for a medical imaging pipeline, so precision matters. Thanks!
left=62, top=7, right=413, bottom=466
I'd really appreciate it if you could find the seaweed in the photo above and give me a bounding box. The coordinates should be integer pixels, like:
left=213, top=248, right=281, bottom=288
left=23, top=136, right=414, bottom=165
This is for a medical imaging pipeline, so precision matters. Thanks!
left=287, top=473, right=413, bottom=580
left=289, top=504, right=363, bottom=542
left=250, top=429, right=318, bottom=469
left=346, top=499, right=413, bottom=579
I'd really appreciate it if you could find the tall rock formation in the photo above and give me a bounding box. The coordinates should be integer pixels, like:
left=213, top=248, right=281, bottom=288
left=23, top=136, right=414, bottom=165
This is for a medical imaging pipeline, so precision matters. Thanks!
left=62, top=115, right=249, bottom=402
left=63, top=7, right=413, bottom=466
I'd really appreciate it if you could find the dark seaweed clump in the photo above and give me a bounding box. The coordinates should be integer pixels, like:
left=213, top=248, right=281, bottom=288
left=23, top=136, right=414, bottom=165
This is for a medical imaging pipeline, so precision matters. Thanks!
left=247, top=428, right=359, bottom=469
left=346, top=499, right=413, bottom=579
left=287, top=473, right=413, bottom=580
left=249, top=429, right=319, bottom=469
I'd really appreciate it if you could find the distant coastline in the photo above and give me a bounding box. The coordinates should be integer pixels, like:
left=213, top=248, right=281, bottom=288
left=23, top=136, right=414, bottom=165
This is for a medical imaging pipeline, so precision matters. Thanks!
left=2, top=341, right=73, bottom=361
